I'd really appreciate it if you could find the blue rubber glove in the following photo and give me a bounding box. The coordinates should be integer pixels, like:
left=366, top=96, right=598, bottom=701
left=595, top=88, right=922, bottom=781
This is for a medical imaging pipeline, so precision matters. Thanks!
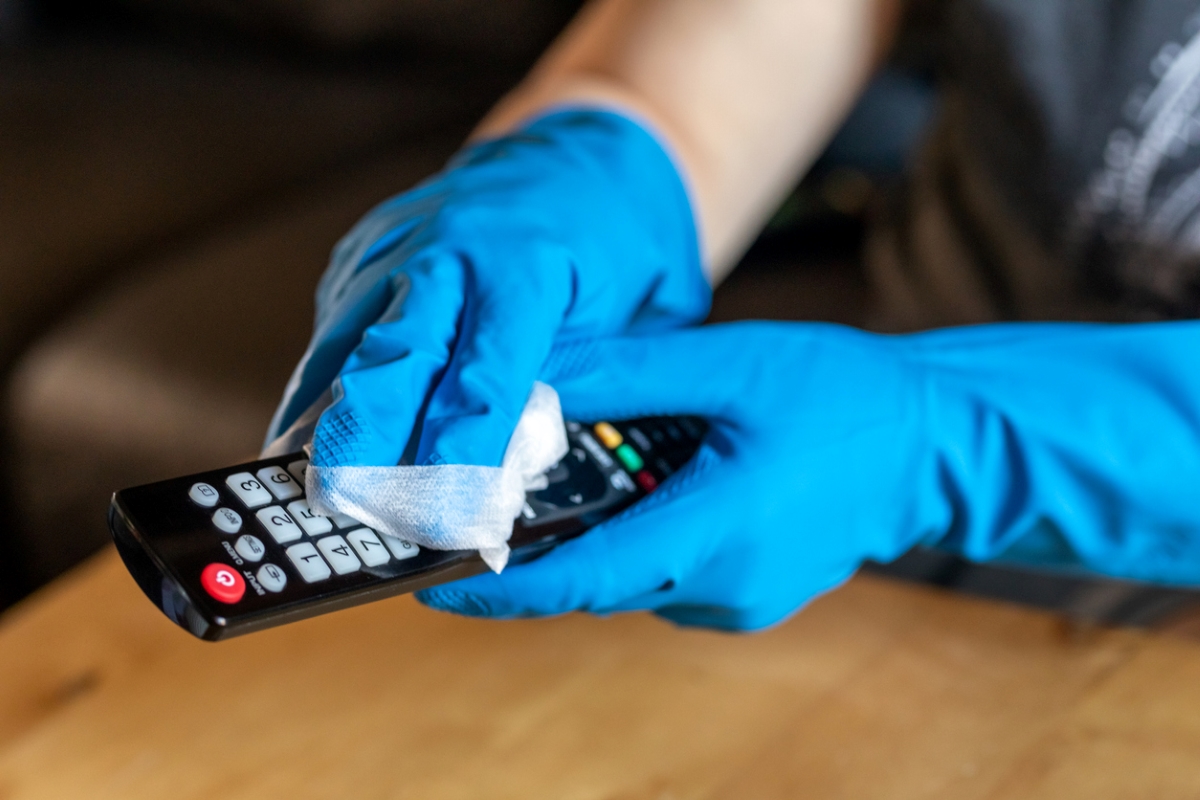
left=417, top=320, right=1200, bottom=631
left=267, top=109, right=709, bottom=468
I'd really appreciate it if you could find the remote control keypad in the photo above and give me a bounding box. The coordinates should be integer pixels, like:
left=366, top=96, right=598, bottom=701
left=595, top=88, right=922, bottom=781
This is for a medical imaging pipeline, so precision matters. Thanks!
left=113, top=416, right=706, bottom=640
left=183, top=417, right=705, bottom=606
left=581, top=418, right=698, bottom=503
left=192, top=457, right=423, bottom=596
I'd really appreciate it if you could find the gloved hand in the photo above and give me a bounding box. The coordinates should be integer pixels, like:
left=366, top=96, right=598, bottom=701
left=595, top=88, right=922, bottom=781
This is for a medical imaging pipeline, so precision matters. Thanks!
left=266, top=109, right=709, bottom=469
left=417, top=320, right=1200, bottom=631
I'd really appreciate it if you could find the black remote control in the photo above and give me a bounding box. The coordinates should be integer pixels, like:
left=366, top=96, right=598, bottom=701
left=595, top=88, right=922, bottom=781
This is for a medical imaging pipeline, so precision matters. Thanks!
left=109, top=416, right=707, bottom=641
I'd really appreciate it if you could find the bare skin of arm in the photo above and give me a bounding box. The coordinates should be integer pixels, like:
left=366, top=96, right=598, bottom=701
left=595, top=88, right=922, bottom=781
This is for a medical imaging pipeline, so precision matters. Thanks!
left=475, top=0, right=903, bottom=281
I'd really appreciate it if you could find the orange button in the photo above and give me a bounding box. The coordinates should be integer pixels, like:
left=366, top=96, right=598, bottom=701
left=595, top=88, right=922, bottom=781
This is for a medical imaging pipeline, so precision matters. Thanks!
left=200, top=563, right=245, bottom=604
left=593, top=422, right=623, bottom=449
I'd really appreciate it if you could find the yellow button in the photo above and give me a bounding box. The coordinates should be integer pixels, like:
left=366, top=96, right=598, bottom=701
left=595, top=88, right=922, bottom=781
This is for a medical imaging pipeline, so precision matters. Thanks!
left=593, top=422, right=623, bottom=449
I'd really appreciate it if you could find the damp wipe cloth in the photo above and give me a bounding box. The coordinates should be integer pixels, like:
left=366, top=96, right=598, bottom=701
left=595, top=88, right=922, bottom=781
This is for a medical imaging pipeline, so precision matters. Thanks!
left=305, top=382, right=568, bottom=572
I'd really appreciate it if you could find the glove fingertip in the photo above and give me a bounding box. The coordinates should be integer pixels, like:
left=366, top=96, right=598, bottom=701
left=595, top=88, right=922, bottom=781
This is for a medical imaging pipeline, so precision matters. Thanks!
left=414, top=587, right=497, bottom=617
left=653, top=603, right=792, bottom=633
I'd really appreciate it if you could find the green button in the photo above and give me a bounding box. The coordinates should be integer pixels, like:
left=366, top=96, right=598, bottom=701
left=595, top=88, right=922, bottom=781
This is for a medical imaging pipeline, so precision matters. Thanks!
left=615, top=443, right=644, bottom=472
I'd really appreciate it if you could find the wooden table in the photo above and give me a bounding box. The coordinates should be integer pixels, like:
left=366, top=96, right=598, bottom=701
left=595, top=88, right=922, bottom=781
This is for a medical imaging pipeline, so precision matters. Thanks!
left=2, top=548, right=1199, bottom=799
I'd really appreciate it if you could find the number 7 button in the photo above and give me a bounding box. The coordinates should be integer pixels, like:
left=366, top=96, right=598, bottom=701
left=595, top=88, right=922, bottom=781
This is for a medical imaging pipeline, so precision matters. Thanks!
left=346, top=529, right=390, bottom=567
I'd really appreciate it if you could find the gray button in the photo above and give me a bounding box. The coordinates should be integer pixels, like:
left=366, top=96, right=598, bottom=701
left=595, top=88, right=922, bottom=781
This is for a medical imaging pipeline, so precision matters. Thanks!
left=257, top=465, right=302, bottom=501
left=346, top=528, right=390, bottom=567
left=189, top=482, right=220, bottom=508
left=225, top=472, right=272, bottom=508
left=330, top=512, right=360, bottom=529
left=212, top=507, right=243, bottom=534
left=626, top=426, right=653, bottom=451
left=234, top=534, right=266, bottom=563
left=287, top=499, right=332, bottom=537
left=257, top=563, right=287, bottom=593
left=286, top=542, right=331, bottom=583
left=316, top=535, right=362, bottom=575
left=576, top=432, right=614, bottom=468
left=287, top=459, right=309, bottom=486
left=609, top=470, right=636, bottom=492
left=256, top=506, right=303, bottom=545
left=380, top=533, right=420, bottom=561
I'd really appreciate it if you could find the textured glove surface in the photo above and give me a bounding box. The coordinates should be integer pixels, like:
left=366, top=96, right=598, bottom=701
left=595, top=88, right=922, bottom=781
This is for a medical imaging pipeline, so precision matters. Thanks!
left=267, top=109, right=708, bottom=473
left=419, top=321, right=1200, bottom=630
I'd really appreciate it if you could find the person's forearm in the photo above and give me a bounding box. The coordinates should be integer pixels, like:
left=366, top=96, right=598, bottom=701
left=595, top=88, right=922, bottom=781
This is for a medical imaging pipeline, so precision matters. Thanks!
left=475, top=0, right=902, bottom=281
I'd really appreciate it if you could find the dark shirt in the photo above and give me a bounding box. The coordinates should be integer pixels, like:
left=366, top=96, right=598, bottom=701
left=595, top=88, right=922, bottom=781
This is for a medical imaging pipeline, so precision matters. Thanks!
left=880, top=1, right=1200, bottom=324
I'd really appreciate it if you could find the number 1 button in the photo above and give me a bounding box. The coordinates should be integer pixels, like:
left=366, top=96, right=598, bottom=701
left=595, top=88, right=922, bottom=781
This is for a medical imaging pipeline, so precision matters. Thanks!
left=286, top=543, right=331, bottom=583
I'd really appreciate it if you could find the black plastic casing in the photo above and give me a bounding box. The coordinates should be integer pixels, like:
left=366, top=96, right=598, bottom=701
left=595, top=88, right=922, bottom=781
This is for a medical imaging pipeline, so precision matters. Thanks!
left=109, top=417, right=705, bottom=641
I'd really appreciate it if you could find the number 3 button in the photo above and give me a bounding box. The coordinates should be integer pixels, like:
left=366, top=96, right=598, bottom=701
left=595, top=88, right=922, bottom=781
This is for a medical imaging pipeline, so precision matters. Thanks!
left=201, top=563, right=245, bottom=604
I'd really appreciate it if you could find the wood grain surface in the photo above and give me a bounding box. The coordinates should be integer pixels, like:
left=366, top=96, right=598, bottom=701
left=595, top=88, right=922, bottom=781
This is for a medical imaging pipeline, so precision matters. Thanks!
left=0, top=547, right=1196, bottom=799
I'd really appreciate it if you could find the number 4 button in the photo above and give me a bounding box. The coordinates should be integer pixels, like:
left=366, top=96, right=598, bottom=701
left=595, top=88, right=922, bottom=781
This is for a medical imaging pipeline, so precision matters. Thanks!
left=316, top=535, right=362, bottom=575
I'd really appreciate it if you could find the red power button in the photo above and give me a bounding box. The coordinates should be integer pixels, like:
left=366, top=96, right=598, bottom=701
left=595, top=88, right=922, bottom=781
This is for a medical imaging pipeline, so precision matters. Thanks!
left=201, top=563, right=245, bottom=604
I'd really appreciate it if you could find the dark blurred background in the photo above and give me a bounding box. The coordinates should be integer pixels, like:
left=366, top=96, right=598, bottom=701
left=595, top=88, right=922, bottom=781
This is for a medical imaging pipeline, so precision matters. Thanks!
left=2, top=0, right=1197, bottom=634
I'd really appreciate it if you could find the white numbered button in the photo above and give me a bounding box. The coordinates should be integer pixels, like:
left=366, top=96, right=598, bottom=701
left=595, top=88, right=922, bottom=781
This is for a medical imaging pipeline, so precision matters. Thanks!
left=316, top=535, right=362, bottom=575
left=189, top=482, right=220, bottom=508
left=225, top=472, right=272, bottom=508
left=212, top=507, right=242, bottom=534
left=346, top=528, right=390, bottom=567
left=287, top=459, right=309, bottom=485
left=235, top=534, right=266, bottom=563
left=380, top=533, right=420, bottom=561
left=256, top=506, right=303, bottom=544
left=257, top=465, right=302, bottom=501
left=257, top=563, right=287, bottom=593
left=286, top=542, right=331, bottom=583
left=330, top=512, right=360, bottom=529
left=287, top=499, right=332, bottom=537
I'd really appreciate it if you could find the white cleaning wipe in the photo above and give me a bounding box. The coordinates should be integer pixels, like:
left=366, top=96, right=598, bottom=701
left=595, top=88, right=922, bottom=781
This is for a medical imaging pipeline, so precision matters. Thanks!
left=306, top=382, right=568, bottom=572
